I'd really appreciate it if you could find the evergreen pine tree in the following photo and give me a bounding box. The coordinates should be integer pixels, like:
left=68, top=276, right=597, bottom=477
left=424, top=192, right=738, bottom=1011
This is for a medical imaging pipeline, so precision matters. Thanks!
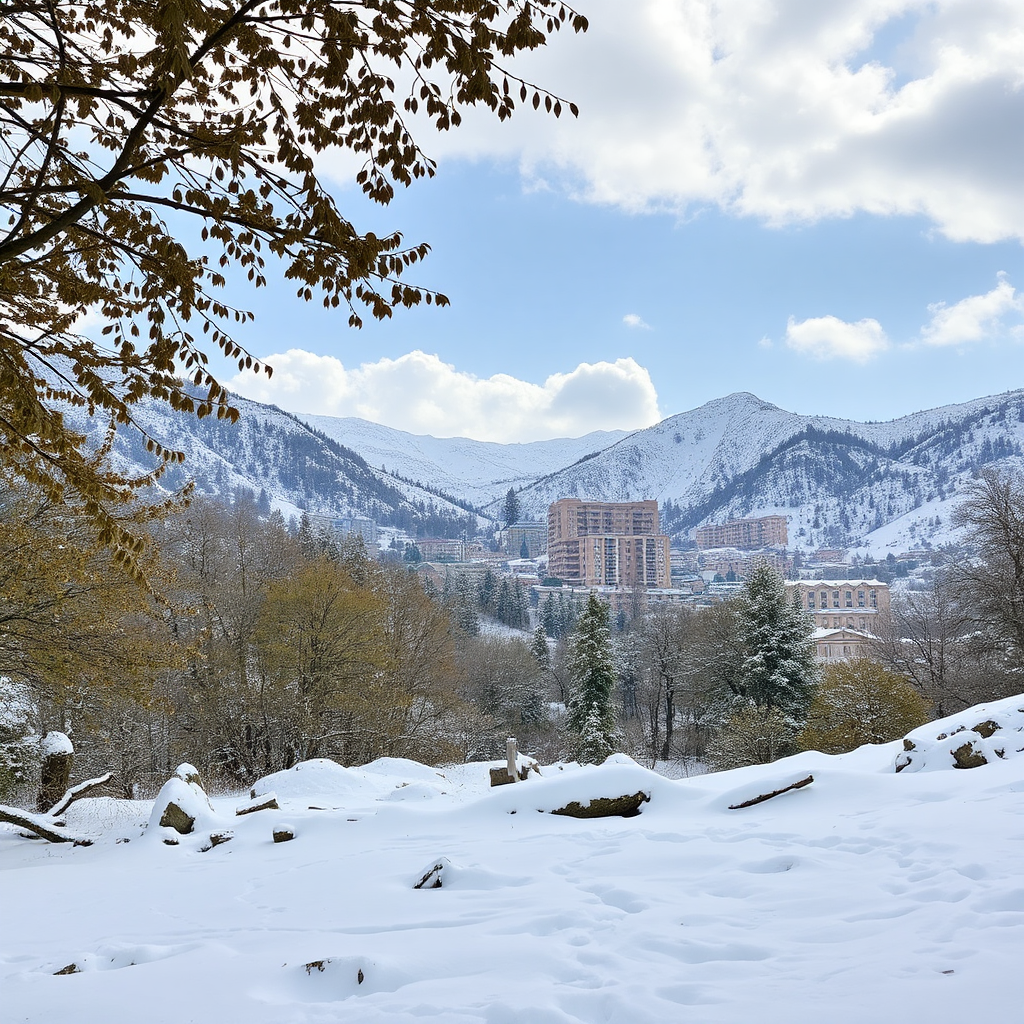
left=566, top=593, right=616, bottom=763
left=502, top=487, right=522, bottom=527
left=531, top=625, right=552, bottom=671
left=541, top=593, right=558, bottom=637
left=478, top=568, right=498, bottom=614
left=737, top=564, right=819, bottom=718
left=520, top=538, right=530, bottom=559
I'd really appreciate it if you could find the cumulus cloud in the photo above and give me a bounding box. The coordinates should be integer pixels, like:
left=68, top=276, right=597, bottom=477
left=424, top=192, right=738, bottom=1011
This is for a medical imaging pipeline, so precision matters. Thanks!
left=332, top=1, right=1024, bottom=242
left=622, top=313, right=652, bottom=330
left=228, top=350, right=662, bottom=441
left=921, top=273, right=1024, bottom=346
left=785, top=315, right=890, bottom=363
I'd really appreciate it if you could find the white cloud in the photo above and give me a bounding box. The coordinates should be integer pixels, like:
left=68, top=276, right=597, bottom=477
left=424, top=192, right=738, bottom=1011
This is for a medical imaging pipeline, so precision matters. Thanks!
left=921, top=273, right=1024, bottom=346
left=228, top=350, right=662, bottom=442
left=336, top=1, right=1024, bottom=242
left=622, top=313, right=652, bottom=330
left=785, top=315, right=890, bottom=362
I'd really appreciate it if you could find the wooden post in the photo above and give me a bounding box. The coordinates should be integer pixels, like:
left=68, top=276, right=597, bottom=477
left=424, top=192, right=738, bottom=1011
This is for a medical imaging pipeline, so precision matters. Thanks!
left=506, top=737, right=518, bottom=782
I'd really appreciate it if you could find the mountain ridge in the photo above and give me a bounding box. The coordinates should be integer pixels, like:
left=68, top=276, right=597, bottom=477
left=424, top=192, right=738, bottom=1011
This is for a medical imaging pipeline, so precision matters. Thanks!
left=80, top=386, right=1024, bottom=552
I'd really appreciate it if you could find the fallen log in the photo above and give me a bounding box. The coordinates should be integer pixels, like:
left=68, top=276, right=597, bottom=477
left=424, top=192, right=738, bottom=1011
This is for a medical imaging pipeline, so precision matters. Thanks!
left=727, top=774, right=814, bottom=810
left=0, top=805, right=91, bottom=845
left=47, top=772, right=114, bottom=817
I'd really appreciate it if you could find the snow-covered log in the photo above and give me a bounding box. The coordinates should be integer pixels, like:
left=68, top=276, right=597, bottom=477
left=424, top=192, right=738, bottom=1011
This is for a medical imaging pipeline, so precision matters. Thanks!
left=47, top=772, right=114, bottom=817
left=0, top=804, right=90, bottom=845
left=727, top=774, right=814, bottom=809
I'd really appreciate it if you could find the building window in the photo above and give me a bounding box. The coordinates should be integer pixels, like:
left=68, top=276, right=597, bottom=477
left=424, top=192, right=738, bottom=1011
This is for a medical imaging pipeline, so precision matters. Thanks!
left=870, top=590, right=877, bottom=607
left=832, top=591, right=840, bottom=608
left=857, top=590, right=865, bottom=607
left=845, top=591, right=853, bottom=607
left=820, top=591, right=828, bottom=605
left=807, top=594, right=815, bottom=608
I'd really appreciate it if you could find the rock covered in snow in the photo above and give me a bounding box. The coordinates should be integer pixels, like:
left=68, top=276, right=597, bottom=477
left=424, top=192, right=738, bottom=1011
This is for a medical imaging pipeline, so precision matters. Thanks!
left=895, top=694, right=1024, bottom=772
left=149, top=764, right=217, bottom=835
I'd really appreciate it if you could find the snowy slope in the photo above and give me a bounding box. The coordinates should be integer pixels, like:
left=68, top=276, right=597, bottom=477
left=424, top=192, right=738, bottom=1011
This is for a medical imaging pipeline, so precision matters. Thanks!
left=68, top=392, right=484, bottom=530
left=66, top=386, right=1024, bottom=549
left=511, top=390, right=1024, bottom=553
left=300, top=414, right=629, bottom=508
left=4, top=698, right=1024, bottom=1023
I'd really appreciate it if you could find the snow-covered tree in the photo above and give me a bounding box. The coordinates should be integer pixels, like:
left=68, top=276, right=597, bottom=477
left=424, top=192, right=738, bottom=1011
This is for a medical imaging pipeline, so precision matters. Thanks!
left=566, top=594, right=616, bottom=763
left=531, top=626, right=551, bottom=671
left=706, top=704, right=796, bottom=771
left=736, top=564, right=818, bottom=719
left=502, top=488, right=522, bottom=528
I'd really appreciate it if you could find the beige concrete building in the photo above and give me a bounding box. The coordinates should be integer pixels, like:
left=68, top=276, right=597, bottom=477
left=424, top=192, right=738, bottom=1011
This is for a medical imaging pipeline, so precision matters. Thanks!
left=785, top=579, right=890, bottom=633
left=547, top=498, right=671, bottom=589
left=695, top=515, right=789, bottom=550
left=812, top=626, right=876, bottom=662
left=416, top=537, right=466, bottom=561
left=701, top=548, right=793, bottom=580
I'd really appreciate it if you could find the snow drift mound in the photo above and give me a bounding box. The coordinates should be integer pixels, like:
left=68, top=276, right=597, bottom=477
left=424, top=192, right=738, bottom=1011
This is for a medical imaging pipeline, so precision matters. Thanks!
left=895, top=694, right=1024, bottom=772
left=251, top=759, right=384, bottom=805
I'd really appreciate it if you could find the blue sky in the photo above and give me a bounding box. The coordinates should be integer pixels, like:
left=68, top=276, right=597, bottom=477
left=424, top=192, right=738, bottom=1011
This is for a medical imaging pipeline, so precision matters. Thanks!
left=225, top=0, right=1024, bottom=442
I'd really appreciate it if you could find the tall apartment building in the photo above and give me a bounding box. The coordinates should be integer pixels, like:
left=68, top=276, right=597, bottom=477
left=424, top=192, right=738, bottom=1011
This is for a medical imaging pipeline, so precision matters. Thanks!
left=547, top=498, right=671, bottom=589
left=695, top=514, right=789, bottom=550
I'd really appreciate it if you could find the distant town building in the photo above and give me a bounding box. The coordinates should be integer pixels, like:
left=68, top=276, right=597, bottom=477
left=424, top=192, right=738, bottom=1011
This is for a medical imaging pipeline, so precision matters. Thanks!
left=416, top=537, right=467, bottom=562
left=785, top=579, right=890, bottom=634
left=811, top=626, right=876, bottom=662
left=547, top=498, right=671, bottom=589
left=695, top=515, right=789, bottom=550
left=700, top=548, right=792, bottom=580
left=331, top=515, right=378, bottom=552
left=811, top=548, right=847, bottom=564
left=503, top=521, right=547, bottom=558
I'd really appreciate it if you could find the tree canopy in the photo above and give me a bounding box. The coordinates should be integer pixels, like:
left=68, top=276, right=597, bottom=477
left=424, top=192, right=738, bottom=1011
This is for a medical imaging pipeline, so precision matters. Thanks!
left=566, top=592, right=615, bottom=763
left=502, top=486, right=521, bottom=527
left=0, top=1, right=586, bottom=559
left=736, top=563, right=818, bottom=718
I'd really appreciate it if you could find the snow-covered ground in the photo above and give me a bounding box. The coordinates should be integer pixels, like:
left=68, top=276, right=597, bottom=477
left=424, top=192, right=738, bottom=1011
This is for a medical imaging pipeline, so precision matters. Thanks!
left=4, top=699, right=1024, bottom=1023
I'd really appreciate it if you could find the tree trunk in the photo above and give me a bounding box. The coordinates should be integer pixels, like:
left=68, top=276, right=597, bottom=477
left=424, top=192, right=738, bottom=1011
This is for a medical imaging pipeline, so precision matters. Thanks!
left=37, top=739, right=73, bottom=813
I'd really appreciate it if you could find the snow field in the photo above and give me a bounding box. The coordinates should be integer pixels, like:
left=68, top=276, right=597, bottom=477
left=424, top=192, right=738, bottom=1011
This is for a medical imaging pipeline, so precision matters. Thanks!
left=3, top=723, right=1024, bottom=1023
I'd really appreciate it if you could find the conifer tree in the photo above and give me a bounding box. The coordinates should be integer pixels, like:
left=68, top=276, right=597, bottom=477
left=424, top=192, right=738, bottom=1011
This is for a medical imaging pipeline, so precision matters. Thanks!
left=502, top=488, right=522, bottom=527
left=737, top=564, right=818, bottom=718
left=531, top=625, right=551, bottom=671
left=566, top=593, right=616, bottom=763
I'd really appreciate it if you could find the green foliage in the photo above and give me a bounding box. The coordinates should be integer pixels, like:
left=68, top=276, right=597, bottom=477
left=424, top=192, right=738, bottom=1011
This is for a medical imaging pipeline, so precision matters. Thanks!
left=531, top=625, right=551, bottom=672
left=737, top=564, right=819, bottom=718
left=502, top=488, right=522, bottom=527
left=797, top=661, right=931, bottom=755
left=566, top=594, right=616, bottom=764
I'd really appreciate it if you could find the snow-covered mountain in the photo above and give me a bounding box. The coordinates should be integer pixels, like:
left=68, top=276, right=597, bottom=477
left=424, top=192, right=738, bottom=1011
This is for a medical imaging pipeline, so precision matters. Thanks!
left=299, top=415, right=628, bottom=508
left=78, top=392, right=485, bottom=534
left=504, top=390, right=1024, bottom=554
left=86, top=387, right=1024, bottom=551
